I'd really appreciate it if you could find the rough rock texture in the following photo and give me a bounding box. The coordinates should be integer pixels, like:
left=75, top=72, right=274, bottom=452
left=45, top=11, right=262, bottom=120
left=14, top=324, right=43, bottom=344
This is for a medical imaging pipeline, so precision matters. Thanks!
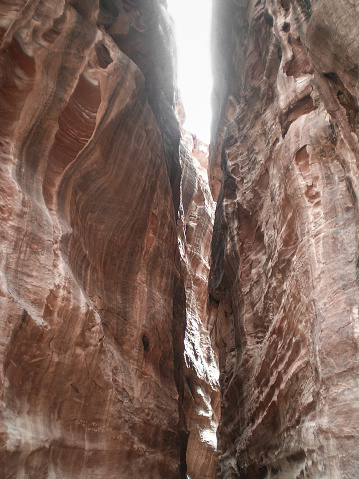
left=0, top=1, right=190, bottom=477
left=210, top=0, right=359, bottom=477
left=179, top=131, right=220, bottom=479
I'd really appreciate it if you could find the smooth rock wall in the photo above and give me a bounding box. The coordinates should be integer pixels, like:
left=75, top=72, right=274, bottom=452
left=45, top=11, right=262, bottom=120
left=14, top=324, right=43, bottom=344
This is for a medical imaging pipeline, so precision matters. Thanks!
left=210, top=0, right=359, bottom=477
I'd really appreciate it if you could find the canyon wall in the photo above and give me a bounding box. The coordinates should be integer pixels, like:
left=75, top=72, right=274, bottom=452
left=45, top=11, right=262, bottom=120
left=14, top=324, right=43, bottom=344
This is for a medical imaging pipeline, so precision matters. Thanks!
left=3, top=0, right=358, bottom=477
left=0, top=0, right=218, bottom=477
left=210, top=0, right=359, bottom=477
left=180, top=132, right=220, bottom=479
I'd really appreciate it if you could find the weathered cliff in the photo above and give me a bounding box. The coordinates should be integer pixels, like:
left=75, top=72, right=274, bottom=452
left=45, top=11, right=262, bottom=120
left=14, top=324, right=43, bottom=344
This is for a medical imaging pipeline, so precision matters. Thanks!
left=210, top=0, right=359, bottom=477
left=0, top=0, right=220, bottom=477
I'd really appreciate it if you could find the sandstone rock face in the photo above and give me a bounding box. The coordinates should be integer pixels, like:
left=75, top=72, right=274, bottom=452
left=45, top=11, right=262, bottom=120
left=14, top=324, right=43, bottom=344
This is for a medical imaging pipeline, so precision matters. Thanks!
left=179, top=132, right=220, bottom=479
left=210, top=0, right=359, bottom=477
left=0, top=1, right=191, bottom=477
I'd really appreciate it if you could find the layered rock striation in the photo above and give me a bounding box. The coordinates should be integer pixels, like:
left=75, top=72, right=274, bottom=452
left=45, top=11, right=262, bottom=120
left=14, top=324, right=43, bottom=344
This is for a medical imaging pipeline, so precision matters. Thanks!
left=210, top=0, right=359, bottom=477
left=4, top=0, right=358, bottom=477
left=0, top=0, right=218, bottom=477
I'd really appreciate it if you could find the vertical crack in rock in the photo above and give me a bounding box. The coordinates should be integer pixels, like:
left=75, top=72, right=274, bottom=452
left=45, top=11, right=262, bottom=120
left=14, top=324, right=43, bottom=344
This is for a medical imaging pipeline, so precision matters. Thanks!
left=210, top=0, right=359, bottom=477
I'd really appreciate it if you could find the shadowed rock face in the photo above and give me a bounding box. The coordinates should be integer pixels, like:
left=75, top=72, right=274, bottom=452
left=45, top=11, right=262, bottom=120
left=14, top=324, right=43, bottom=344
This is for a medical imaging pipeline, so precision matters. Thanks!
left=0, top=0, right=210, bottom=477
left=179, top=132, right=220, bottom=479
left=210, top=0, right=359, bottom=477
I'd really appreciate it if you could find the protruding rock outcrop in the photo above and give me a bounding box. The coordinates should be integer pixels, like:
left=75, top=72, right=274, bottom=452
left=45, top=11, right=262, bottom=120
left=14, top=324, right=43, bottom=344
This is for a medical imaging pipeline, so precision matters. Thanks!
left=179, top=131, right=220, bottom=479
left=210, top=0, right=359, bottom=477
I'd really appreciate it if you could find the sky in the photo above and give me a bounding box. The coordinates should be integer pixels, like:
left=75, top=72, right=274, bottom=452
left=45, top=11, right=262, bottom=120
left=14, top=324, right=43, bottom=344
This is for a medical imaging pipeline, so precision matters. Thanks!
left=167, top=0, right=212, bottom=144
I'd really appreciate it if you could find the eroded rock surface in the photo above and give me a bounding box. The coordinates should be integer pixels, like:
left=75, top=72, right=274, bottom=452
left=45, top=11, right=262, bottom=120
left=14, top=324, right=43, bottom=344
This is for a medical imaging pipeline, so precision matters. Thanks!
left=0, top=1, right=189, bottom=477
left=210, top=0, right=359, bottom=477
left=179, top=131, right=220, bottom=479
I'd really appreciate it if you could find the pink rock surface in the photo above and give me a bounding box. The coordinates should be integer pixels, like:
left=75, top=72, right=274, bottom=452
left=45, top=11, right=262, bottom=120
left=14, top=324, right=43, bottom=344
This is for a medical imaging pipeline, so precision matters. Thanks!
left=210, top=0, right=359, bottom=477
left=0, top=1, right=190, bottom=477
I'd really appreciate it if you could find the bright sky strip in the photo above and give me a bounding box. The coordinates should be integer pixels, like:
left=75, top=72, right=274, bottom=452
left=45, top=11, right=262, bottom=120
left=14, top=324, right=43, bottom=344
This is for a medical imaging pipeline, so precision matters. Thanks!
left=167, top=0, right=212, bottom=144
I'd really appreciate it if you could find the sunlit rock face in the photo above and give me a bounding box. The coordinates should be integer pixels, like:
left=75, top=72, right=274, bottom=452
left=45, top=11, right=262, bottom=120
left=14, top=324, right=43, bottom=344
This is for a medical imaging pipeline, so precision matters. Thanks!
left=179, top=131, right=220, bottom=479
left=210, top=0, right=359, bottom=477
left=0, top=0, right=189, bottom=477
